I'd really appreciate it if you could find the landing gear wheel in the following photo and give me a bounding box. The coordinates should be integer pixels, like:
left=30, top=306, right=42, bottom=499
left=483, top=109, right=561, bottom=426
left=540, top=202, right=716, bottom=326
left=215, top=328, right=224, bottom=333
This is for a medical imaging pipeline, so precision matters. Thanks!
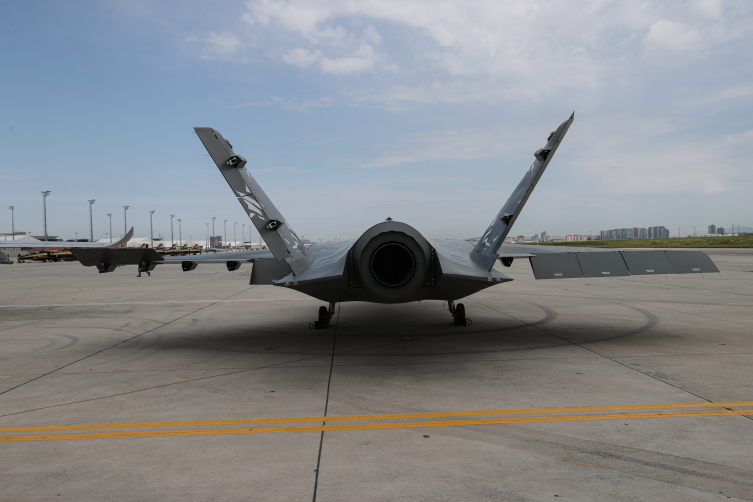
left=453, top=303, right=468, bottom=326
left=311, top=306, right=330, bottom=329
left=319, top=306, right=329, bottom=325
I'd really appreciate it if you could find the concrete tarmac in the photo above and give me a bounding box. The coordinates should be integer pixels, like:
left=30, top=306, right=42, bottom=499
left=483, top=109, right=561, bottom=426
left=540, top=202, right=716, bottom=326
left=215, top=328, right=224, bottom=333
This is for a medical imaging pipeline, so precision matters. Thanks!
left=0, top=254, right=752, bottom=501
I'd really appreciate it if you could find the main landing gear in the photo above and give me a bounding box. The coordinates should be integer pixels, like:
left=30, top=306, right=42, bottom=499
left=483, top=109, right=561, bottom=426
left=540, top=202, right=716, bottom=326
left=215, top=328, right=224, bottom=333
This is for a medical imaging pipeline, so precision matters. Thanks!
left=310, top=302, right=337, bottom=329
left=448, top=300, right=471, bottom=326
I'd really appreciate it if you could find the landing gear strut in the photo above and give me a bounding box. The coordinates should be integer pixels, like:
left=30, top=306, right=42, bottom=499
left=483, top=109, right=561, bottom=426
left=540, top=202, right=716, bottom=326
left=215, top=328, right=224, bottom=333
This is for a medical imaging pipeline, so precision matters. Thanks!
left=310, top=302, right=337, bottom=329
left=448, top=300, right=471, bottom=326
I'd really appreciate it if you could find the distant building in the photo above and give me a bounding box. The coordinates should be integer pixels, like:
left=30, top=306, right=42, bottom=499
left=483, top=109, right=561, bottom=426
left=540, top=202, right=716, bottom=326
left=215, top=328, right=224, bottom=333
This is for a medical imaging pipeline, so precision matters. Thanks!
left=708, top=224, right=716, bottom=235
left=599, top=226, right=668, bottom=240
left=541, top=231, right=547, bottom=240
left=516, top=235, right=525, bottom=243
left=717, top=227, right=725, bottom=235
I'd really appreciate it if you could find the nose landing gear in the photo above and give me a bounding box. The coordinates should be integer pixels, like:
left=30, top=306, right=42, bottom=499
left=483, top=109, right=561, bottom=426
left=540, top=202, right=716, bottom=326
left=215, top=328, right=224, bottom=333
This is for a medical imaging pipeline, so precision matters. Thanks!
left=310, top=302, right=337, bottom=329
left=448, top=300, right=471, bottom=326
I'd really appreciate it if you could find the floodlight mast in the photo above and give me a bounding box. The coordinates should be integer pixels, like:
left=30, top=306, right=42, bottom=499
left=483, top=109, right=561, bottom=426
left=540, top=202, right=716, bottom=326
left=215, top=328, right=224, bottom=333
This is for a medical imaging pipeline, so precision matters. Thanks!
left=170, top=214, right=175, bottom=246
left=177, top=218, right=182, bottom=246
left=88, top=199, right=96, bottom=242
left=107, top=213, right=112, bottom=243
left=223, top=219, right=227, bottom=249
left=123, top=206, right=130, bottom=237
left=212, top=217, right=216, bottom=248
left=9, top=206, right=15, bottom=237
left=42, top=191, right=51, bottom=241
left=149, top=210, right=155, bottom=248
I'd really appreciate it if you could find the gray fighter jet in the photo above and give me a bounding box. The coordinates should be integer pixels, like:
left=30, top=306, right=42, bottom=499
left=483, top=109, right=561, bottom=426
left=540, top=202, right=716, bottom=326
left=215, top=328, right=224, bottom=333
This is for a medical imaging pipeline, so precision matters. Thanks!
left=51, top=114, right=720, bottom=327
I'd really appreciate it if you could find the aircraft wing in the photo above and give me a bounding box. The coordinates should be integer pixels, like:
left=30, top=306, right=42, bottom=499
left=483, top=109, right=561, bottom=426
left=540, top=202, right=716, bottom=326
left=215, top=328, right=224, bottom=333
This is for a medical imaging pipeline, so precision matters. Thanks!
left=496, top=243, right=719, bottom=279
left=159, top=248, right=274, bottom=264
left=4, top=228, right=134, bottom=249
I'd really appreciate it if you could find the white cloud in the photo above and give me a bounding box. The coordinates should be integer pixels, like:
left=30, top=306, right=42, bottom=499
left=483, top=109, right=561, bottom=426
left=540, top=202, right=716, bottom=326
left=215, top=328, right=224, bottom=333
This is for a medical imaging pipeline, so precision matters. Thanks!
left=282, top=43, right=396, bottom=74
left=242, top=0, right=752, bottom=102
left=282, top=47, right=321, bottom=67
left=186, top=31, right=249, bottom=63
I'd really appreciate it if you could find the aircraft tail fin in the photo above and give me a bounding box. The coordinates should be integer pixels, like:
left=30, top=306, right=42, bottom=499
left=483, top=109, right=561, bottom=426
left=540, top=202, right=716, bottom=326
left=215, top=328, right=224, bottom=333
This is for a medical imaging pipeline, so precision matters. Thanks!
left=194, top=128, right=313, bottom=275
left=470, top=113, right=574, bottom=270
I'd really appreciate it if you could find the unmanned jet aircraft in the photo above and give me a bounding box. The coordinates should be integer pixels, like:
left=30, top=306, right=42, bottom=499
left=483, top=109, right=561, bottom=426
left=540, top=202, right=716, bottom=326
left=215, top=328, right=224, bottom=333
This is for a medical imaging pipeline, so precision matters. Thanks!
left=10, top=114, right=719, bottom=327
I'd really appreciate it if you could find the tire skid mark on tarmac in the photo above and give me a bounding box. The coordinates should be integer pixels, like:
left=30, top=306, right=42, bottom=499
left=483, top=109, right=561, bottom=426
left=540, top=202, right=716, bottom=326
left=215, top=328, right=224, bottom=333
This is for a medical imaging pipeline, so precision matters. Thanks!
left=467, top=297, right=751, bottom=417
left=0, top=286, right=260, bottom=400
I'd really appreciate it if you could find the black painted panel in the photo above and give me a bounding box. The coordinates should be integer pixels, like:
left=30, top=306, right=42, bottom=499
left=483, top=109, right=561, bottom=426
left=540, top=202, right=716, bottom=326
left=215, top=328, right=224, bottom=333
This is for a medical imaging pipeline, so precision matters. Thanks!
left=620, top=251, right=676, bottom=275
left=664, top=251, right=720, bottom=274
left=576, top=252, right=630, bottom=278
left=529, top=254, right=583, bottom=279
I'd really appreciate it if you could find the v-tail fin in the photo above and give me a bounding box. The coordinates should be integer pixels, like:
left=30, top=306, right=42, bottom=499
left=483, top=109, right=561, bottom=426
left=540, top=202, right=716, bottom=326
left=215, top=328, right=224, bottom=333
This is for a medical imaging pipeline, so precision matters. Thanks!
left=470, top=113, right=574, bottom=270
left=194, top=128, right=313, bottom=275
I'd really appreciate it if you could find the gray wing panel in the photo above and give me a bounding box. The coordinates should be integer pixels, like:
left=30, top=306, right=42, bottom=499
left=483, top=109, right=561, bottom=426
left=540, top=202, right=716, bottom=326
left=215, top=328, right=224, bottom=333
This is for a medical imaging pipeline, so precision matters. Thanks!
left=529, top=254, right=583, bottom=279
left=620, top=251, right=675, bottom=275
left=664, top=251, right=719, bottom=274
left=161, top=249, right=275, bottom=263
left=470, top=114, right=573, bottom=270
left=194, top=128, right=313, bottom=275
left=576, top=252, right=630, bottom=278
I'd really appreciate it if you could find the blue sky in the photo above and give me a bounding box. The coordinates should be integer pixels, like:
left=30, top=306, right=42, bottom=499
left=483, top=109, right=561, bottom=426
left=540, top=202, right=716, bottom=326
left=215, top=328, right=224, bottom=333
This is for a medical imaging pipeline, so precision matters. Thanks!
left=1, top=0, right=751, bottom=242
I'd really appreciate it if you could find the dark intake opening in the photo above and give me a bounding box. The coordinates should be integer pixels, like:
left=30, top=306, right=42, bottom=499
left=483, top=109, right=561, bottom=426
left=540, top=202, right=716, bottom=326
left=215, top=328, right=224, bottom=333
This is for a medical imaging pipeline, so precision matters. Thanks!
left=370, top=242, right=415, bottom=287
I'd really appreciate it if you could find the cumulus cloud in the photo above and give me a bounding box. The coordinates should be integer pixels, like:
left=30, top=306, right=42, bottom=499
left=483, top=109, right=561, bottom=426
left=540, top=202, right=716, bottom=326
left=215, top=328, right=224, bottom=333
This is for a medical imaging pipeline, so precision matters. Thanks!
left=282, top=43, right=396, bottom=74
left=186, top=30, right=249, bottom=63
left=282, top=47, right=321, bottom=67
left=242, top=0, right=752, bottom=102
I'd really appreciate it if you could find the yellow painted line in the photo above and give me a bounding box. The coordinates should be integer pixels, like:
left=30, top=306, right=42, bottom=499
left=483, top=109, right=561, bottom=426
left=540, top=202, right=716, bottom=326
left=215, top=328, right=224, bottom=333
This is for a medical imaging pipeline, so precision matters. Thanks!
left=562, top=460, right=604, bottom=469
left=2, top=401, right=752, bottom=434
left=1, top=409, right=751, bottom=443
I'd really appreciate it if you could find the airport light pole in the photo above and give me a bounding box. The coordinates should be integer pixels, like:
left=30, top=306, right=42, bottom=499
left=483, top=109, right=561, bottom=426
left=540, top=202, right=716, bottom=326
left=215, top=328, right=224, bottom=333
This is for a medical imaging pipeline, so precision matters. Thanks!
left=88, top=199, right=96, bottom=242
left=205, top=222, right=209, bottom=248
left=694, top=226, right=696, bottom=238
left=211, top=217, right=216, bottom=247
left=149, top=210, right=155, bottom=248
left=123, top=206, right=129, bottom=236
left=42, top=191, right=51, bottom=240
left=75, top=232, right=78, bottom=241
left=242, top=223, right=245, bottom=248
left=8, top=206, right=14, bottom=238
left=177, top=219, right=182, bottom=245
left=107, top=213, right=112, bottom=243
left=234, top=222, right=237, bottom=250
left=170, top=214, right=175, bottom=246
left=223, top=219, right=227, bottom=249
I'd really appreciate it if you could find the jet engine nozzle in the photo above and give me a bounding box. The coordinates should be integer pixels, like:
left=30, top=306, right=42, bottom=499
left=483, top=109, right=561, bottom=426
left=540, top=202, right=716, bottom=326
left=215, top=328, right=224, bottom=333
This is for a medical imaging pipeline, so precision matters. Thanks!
left=370, top=242, right=415, bottom=287
left=350, top=221, right=433, bottom=302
